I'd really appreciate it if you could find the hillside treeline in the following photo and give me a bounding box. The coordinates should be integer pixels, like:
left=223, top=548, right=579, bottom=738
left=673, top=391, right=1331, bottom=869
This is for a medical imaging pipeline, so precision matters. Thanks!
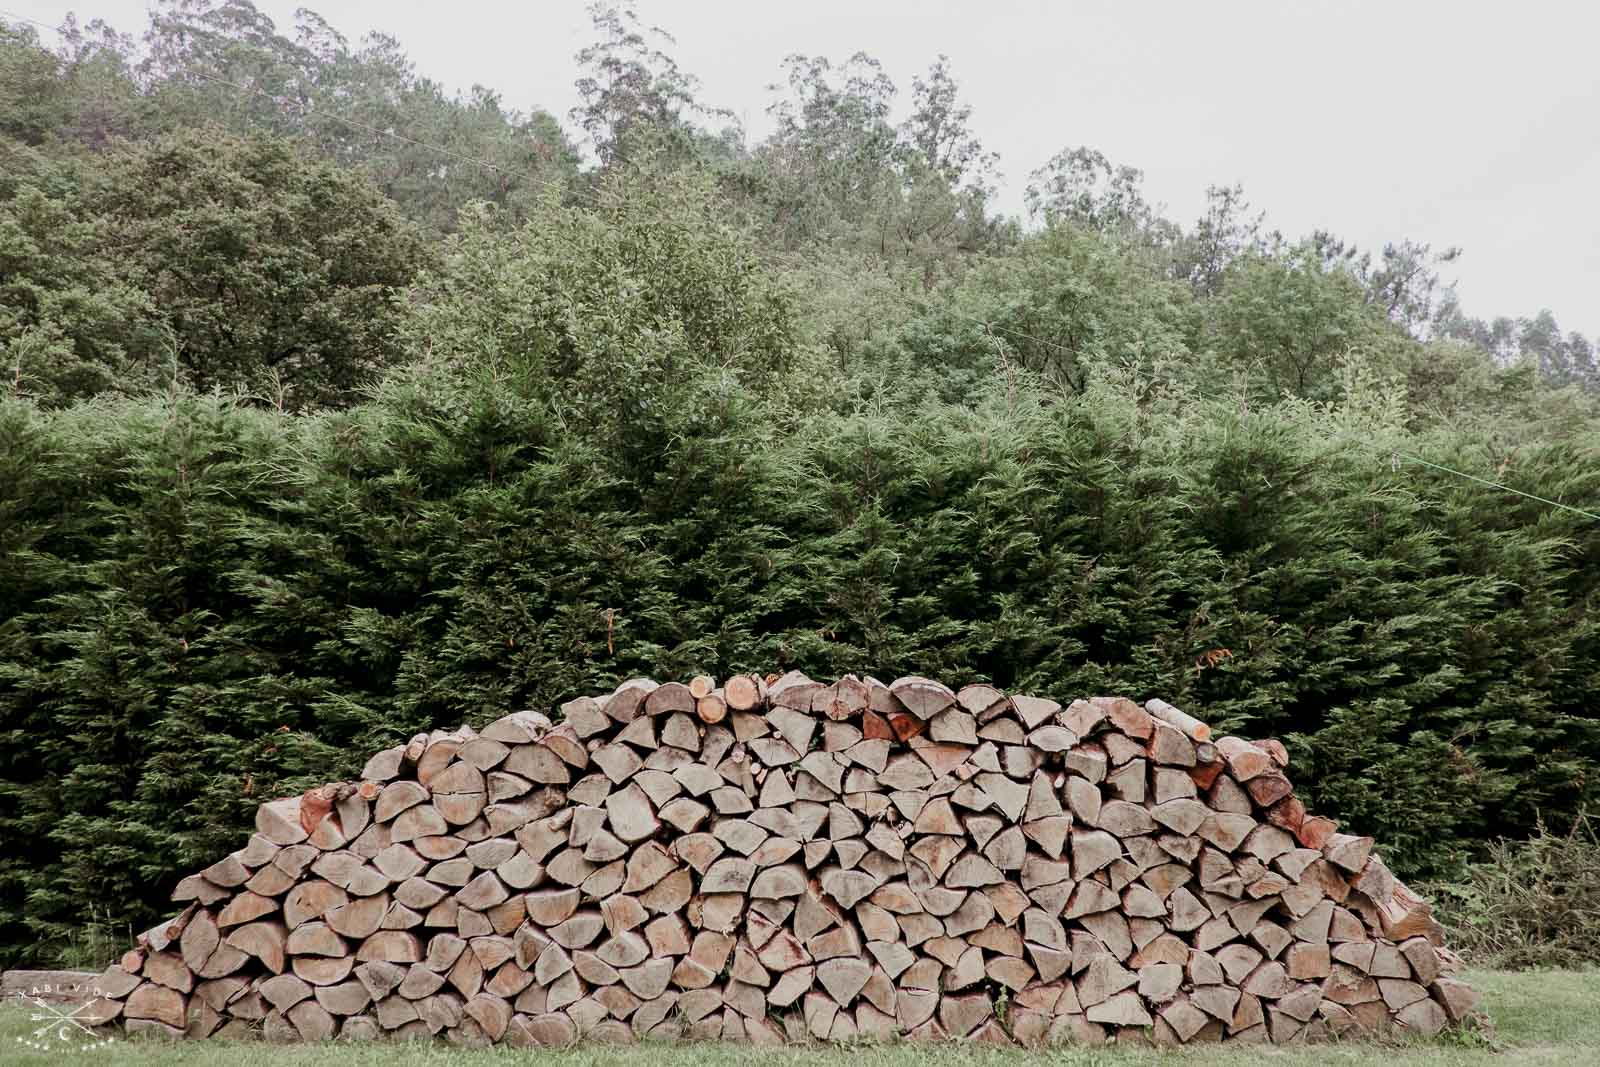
left=1, top=2, right=1597, bottom=965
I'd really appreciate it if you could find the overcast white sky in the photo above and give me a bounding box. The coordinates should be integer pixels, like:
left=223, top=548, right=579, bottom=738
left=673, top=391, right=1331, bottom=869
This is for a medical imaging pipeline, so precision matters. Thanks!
left=13, top=0, right=1600, bottom=337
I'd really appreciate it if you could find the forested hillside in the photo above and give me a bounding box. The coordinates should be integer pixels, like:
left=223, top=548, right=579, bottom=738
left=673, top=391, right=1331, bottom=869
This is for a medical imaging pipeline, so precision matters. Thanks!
left=1, top=2, right=1596, bottom=967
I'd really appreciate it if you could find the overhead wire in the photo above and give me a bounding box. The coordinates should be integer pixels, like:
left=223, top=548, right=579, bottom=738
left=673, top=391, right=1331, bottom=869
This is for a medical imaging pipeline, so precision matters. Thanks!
left=1380, top=450, right=1600, bottom=523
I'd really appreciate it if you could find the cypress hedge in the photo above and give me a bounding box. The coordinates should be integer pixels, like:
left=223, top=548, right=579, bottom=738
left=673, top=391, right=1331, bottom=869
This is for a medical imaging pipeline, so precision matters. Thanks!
left=0, top=374, right=1596, bottom=965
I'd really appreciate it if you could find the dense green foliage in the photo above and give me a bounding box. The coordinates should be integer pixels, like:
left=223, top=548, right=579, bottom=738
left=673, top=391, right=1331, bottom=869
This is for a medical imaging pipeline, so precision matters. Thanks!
left=3, top=129, right=427, bottom=407
left=1430, top=813, right=1600, bottom=969
left=0, top=1, right=1598, bottom=966
left=2, top=358, right=1597, bottom=963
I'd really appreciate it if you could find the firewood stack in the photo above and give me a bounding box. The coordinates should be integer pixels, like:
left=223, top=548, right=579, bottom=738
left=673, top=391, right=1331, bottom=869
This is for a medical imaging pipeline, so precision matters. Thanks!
left=80, top=674, right=1480, bottom=1047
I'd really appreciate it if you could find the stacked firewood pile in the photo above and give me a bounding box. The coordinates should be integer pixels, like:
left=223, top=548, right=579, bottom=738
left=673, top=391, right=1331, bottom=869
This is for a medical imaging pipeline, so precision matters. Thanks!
left=80, top=674, right=1480, bottom=1046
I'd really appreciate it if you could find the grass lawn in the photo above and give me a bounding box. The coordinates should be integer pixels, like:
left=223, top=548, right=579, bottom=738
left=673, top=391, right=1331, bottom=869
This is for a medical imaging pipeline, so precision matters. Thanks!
left=2, top=970, right=1595, bottom=1067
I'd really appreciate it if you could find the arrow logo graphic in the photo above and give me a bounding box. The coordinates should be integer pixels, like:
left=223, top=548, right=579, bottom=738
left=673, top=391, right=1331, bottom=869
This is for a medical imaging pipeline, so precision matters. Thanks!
left=9, top=991, right=116, bottom=1053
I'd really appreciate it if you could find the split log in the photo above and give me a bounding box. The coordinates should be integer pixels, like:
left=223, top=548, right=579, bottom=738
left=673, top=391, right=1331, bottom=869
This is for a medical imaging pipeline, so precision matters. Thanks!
left=768, top=671, right=823, bottom=711
left=1215, top=737, right=1274, bottom=781
left=88, top=675, right=1475, bottom=1050
left=887, top=676, right=955, bottom=720
left=256, top=798, right=309, bottom=846
left=225, top=921, right=288, bottom=974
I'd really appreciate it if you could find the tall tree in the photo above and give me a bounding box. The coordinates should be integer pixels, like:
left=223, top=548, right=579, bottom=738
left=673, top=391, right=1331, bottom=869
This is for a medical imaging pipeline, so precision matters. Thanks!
left=1362, top=239, right=1461, bottom=337
left=902, top=57, right=996, bottom=196
left=570, top=3, right=726, bottom=171
left=757, top=51, right=900, bottom=248
left=1175, top=183, right=1270, bottom=297
left=304, top=27, right=578, bottom=231
left=0, top=20, right=78, bottom=144
left=139, top=0, right=319, bottom=135
left=894, top=55, right=1004, bottom=270
left=1025, top=146, right=1158, bottom=235
left=0, top=15, right=145, bottom=147
left=1437, top=303, right=1600, bottom=393
left=1204, top=241, right=1389, bottom=398
left=2, top=128, right=427, bottom=408
left=753, top=52, right=1002, bottom=269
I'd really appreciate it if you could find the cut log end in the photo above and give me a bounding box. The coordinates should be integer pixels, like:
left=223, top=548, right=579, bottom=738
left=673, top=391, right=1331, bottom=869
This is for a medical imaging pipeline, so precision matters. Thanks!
left=86, top=675, right=1472, bottom=1050
left=697, top=693, right=728, bottom=724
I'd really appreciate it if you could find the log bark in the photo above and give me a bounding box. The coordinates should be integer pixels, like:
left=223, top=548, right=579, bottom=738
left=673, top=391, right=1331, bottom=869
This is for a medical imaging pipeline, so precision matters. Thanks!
left=81, top=675, right=1473, bottom=1050
left=1145, top=698, right=1211, bottom=742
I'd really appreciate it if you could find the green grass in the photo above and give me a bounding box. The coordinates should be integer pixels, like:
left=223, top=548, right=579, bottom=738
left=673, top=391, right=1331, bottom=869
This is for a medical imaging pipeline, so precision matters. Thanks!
left=2, top=970, right=1595, bottom=1067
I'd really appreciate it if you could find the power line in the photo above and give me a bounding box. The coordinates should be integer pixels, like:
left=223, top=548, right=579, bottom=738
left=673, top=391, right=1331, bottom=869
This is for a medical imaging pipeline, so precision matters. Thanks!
left=1386, top=449, right=1600, bottom=523
left=5, top=7, right=1595, bottom=525
left=1313, top=426, right=1599, bottom=521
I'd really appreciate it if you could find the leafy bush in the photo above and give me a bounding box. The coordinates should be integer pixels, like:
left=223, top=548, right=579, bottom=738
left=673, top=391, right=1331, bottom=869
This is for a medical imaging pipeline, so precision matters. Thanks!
left=3, top=0, right=1600, bottom=978
left=2, top=366, right=1598, bottom=966
left=1430, top=813, right=1600, bottom=969
left=2, top=128, right=428, bottom=408
left=399, top=165, right=797, bottom=479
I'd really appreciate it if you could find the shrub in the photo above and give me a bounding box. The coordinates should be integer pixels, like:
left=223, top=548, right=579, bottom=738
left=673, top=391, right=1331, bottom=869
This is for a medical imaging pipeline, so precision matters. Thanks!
left=1429, top=813, right=1600, bottom=969
left=1, top=353, right=1598, bottom=966
left=2, top=128, right=428, bottom=408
